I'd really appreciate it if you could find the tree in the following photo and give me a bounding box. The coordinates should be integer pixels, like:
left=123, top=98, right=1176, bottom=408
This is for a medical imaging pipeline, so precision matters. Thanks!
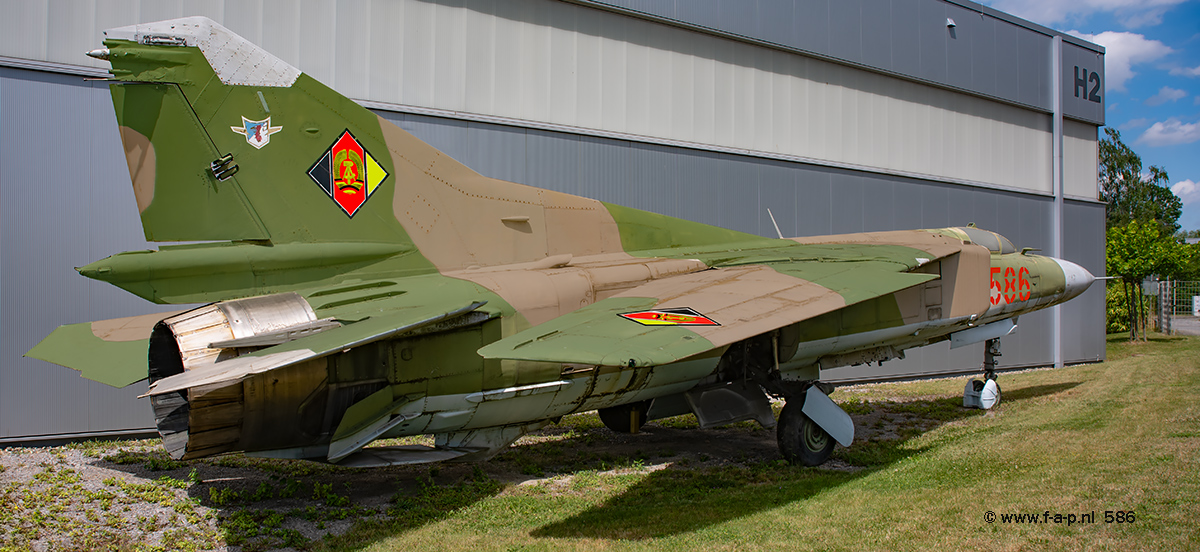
left=1106, top=220, right=1193, bottom=340
left=1100, top=128, right=1182, bottom=234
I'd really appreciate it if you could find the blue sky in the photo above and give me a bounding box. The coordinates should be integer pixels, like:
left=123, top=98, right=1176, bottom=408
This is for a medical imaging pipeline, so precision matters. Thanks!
left=980, top=0, right=1200, bottom=231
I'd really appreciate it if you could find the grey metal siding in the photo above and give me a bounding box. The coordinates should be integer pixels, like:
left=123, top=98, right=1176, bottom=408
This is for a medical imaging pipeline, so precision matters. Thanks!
left=993, top=17, right=1021, bottom=102
left=0, top=68, right=181, bottom=441
left=1061, top=42, right=1107, bottom=124
left=1062, top=200, right=1107, bottom=364
left=577, top=0, right=1102, bottom=125
left=945, top=2, right=979, bottom=91
left=890, top=0, right=923, bottom=77
left=827, top=0, right=863, bottom=65
left=918, top=0, right=949, bottom=84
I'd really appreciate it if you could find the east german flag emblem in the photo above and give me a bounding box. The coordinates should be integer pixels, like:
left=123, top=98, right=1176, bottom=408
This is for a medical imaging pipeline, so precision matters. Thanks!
left=308, top=130, right=389, bottom=217
left=619, top=307, right=719, bottom=326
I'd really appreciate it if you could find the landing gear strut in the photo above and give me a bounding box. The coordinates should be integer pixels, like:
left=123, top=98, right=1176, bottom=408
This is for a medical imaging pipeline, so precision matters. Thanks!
left=964, top=338, right=1002, bottom=409
left=716, top=335, right=849, bottom=466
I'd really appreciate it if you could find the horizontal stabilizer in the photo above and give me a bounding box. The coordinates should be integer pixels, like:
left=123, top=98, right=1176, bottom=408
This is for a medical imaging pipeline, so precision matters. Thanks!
left=479, top=262, right=936, bottom=366
left=144, top=300, right=488, bottom=396
left=26, top=311, right=185, bottom=387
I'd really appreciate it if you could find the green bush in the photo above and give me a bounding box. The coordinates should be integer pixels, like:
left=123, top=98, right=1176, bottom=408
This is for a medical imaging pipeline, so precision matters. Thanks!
left=1106, top=281, right=1154, bottom=334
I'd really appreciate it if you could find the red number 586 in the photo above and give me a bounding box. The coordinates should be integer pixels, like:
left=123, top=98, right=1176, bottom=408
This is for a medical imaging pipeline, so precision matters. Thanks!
left=991, top=267, right=1031, bottom=305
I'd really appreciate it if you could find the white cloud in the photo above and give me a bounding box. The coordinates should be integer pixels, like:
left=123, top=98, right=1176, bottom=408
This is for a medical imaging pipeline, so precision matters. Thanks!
left=1146, top=86, right=1188, bottom=106
left=1120, top=117, right=1151, bottom=129
left=983, top=0, right=1185, bottom=28
left=1066, top=31, right=1173, bottom=93
left=1171, top=179, right=1200, bottom=205
left=1170, top=65, right=1200, bottom=77
left=1137, top=118, right=1200, bottom=147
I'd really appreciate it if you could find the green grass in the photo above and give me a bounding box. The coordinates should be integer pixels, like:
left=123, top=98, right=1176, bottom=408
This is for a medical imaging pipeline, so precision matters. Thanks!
left=326, top=334, right=1200, bottom=552
left=3, top=333, right=1199, bottom=551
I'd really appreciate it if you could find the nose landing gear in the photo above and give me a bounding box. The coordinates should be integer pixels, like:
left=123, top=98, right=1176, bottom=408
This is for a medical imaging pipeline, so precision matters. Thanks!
left=963, top=338, right=1002, bottom=409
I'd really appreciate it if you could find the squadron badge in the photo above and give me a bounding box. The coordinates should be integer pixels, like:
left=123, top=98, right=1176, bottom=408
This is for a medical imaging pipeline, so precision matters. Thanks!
left=619, top=307, right=719, bottom=326
left=307, top=130, right=390, bottom=217
left=231, top=116, right=283, bottom=149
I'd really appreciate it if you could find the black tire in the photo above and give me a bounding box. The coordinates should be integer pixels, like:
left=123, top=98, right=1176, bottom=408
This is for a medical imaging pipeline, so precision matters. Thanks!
left=598, top=400, right=652, bottom=433
left=777, top=399, right=835, bottom=466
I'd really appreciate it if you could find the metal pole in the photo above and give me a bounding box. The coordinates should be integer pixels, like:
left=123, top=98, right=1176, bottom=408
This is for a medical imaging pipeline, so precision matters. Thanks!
left=1051, top=36, right=1064, bottom=368
left=1167, top=280, right=1173, bottom=335
left=1159, top=279, right=1165, bottom=334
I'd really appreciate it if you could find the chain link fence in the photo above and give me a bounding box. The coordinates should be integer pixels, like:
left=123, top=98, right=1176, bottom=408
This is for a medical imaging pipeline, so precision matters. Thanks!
left=1158, top=281, right=1200, bottom=336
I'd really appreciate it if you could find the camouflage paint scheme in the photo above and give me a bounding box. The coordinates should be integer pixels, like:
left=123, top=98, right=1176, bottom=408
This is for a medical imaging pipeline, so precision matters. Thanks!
left=27, top=18, right=1093, bottom=467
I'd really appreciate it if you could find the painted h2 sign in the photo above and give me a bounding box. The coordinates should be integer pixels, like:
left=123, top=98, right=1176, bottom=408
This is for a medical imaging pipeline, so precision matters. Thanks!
left=1060, top=42, right=1105, bottom=125
left=1074, top=66, right=1102, bottom=103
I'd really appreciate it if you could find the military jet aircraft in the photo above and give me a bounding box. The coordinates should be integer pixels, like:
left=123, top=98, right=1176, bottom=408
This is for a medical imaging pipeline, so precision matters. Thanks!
left=27, top=17, right=1095, bottom=468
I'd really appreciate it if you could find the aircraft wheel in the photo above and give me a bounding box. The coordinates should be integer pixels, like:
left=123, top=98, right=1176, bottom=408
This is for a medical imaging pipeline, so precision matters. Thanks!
left=777, top=400, right=835, bottom=466
left=598, top=400, right=651, bottom=433
left=981, top=379, right=1001, bottom=409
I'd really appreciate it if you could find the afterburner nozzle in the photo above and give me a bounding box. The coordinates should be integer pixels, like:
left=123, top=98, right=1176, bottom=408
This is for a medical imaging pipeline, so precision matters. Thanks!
left=1053, top=258, right=1095, bottom=303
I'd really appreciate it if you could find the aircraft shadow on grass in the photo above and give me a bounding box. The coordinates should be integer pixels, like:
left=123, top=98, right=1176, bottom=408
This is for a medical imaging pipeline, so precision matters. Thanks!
left=88, top=380, right=1081, bottom=546
left=530, top=380, right=1083, bottom=540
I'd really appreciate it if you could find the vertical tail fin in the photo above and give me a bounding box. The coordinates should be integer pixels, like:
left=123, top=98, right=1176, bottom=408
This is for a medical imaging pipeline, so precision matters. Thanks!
left=101, top=17, right=410, bottom=245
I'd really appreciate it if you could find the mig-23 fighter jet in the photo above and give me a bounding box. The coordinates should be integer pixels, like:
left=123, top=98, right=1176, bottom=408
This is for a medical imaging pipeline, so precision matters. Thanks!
left=27, top=17, right=1095, bottom=467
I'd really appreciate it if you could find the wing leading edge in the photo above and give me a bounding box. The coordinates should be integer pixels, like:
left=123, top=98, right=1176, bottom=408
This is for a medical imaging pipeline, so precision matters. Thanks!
left=478, top=261, right=938, bottom=366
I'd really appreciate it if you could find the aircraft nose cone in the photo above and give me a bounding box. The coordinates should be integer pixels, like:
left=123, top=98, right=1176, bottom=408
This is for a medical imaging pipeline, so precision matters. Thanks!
left=1053, top=258, right=1095, bottom=302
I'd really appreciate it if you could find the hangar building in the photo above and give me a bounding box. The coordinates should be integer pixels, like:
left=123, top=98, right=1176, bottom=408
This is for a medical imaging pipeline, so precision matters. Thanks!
left=0, top=0, right=1106, bottom=442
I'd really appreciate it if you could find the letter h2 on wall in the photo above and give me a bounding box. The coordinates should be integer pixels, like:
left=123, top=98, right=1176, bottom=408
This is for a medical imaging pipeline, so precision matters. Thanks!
left=1074, top=66, right=1101, bottom=103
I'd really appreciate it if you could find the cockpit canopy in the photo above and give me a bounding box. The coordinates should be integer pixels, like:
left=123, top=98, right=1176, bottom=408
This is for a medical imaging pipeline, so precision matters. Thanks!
left=955, top=227, right=1016, bottom=254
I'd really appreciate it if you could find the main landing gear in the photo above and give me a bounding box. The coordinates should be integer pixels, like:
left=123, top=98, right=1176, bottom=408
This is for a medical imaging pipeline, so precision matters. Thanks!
left=596, top=335, right=856, bottom=467
left=775, top=382, right=852, bottom=467
left=726, top=335, right=852, bottom=467
left=963, top=338, right=1002, bottom=409
left=777, top=393, right=836, bottom=466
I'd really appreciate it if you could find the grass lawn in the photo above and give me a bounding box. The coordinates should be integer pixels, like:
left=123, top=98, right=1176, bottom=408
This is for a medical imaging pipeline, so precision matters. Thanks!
left=337, top=335, right=1200, bottom=552
left=3, top=334, right=1198, bottom=551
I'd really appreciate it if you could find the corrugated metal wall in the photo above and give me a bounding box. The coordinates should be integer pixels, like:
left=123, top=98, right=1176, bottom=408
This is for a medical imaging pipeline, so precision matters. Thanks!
left=1064, top=120, right=1100, bottom=200
left=0, top=68, right=182, bottom=441
left=580, top=0, right=1106, bottom=125
left=1, top=0, right=1086, bottom=197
